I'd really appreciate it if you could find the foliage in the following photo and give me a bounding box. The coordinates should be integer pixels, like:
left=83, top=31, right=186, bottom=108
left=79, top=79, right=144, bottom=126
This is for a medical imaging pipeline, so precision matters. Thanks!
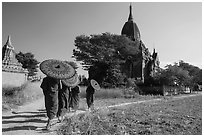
left=73, top=33, right=140, bottom=69
left=16, top=52, right=39, bottom=76
left=2, top=82, right=43, bottom=111
left=152, top=61, right=202, bottom=90
left=178, top=60, right=202, bottom=86
left=101, top=65, right=127, bottom=88
left=125, top=78, right=136, bottom=88
left=73, top=32, right=140, bottom=87
left=2, top=84, right=27, bottom=97
left=163, top=64, right=191, bottom=86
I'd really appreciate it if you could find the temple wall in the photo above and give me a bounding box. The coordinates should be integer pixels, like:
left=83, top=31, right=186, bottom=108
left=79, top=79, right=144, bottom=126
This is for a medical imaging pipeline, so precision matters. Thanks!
left=2, top=71, right=28, bottom=87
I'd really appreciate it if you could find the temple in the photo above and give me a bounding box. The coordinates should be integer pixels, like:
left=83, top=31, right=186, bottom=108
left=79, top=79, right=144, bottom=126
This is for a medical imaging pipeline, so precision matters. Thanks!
left=2, top=35, right=28, bottom=87
left=121, top=4, right=159, bottom=83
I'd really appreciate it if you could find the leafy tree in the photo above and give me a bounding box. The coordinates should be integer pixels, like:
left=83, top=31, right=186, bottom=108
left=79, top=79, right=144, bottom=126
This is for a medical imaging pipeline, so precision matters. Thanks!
left=155, top=61, right=201, bottom=88
left=178, top=60, right=202, bottom=86
left=16, top=52, right=39, bottom=76
left=73, top=32, right=140, bottom=87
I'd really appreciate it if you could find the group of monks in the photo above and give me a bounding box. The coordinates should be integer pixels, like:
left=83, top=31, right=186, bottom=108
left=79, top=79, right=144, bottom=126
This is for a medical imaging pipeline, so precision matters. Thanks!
left=40, top=76, right=95, bottom=130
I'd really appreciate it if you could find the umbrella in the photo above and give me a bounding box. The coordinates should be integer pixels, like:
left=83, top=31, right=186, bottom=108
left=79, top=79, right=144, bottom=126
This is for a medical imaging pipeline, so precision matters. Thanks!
left=62, top=73, right=79, bottom=87
left=90, top=79, right=100, bottom=90
left=40, top=59, right=75, bottom=79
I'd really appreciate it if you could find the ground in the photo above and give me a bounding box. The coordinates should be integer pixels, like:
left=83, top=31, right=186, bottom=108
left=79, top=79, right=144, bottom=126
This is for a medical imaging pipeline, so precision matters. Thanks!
left=2, top=92, right=202, bottom=135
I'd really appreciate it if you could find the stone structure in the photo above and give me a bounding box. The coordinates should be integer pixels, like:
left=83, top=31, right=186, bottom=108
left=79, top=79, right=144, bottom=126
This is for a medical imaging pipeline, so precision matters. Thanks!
left=2, top=36, right=28, bottom=87
left=121, top=4, right=159, bottom=83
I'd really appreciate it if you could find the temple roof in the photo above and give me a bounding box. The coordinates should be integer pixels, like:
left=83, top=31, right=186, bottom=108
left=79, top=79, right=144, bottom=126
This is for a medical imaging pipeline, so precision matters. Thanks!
left=4, top=35, right=14, bottom=50
left=2, top=35, right=28, bottom=73
left=121, top=4, right=141, bottom=41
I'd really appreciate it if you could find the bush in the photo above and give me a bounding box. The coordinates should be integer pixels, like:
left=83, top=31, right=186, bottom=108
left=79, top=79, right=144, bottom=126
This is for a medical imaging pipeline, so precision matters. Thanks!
left=2, top=81, right=43, bottom=111
left=125, top=78, right=136, bottom=88
left=138, top=85, right=164, bottom=95
left=2, top=84, right=27, bottom=96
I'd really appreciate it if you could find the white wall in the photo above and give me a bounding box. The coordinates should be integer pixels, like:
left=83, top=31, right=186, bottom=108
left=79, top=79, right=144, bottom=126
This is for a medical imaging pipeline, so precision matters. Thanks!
left=2, top=71, right=27, bottom=87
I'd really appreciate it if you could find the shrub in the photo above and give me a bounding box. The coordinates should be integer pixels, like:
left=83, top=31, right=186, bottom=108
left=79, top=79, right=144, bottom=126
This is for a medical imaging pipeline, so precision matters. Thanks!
left=2, top=81, right=43, bottom=111
left=125, top=78, right=136, bottom=88
left=2, top=84, right=27, bottom=96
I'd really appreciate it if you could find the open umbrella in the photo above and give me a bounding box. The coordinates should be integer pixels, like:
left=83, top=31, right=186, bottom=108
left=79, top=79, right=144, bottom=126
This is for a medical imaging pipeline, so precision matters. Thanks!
left=40, top=59, right=75, bottom=79
left=62, top=73, right=79, bottom=87
left=90, top=79, right=100, bottom=90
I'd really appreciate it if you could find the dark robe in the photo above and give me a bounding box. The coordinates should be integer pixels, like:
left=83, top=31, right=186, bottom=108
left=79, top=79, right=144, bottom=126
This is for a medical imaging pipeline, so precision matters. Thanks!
left=40, top=76, right=60, bottom=119
left=86, top=85, right=95, bottom=108
left=57, top=83, right=69, bottom=117
left=68, top=86, right=80, bottom=110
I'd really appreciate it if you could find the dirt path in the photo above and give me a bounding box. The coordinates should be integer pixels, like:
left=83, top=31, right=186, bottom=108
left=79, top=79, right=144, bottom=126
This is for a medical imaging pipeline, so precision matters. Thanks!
left=2, top=93, right=201, bottom=135
left=2, top=97, right=85, bottom=135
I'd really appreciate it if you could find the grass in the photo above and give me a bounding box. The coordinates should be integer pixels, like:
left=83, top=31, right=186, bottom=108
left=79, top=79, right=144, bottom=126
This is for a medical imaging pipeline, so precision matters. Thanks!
left=78, top=86, right=147, bottom=110
left=2, top=84, right=137, bottom=111
left=57, top=94, right=202, bottom=135
left=78, top=86, right=164, bottom=110
left=79, top=86, right=139, bottom=99
left=2, top=81, right=43, bottom=111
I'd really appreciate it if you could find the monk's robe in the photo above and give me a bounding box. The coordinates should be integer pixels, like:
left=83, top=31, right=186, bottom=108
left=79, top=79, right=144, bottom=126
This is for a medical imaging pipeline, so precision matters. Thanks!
left=86, top=85, right=95, bottom=108
left=68, top=86, right=80, bottom=110
left=40, top=76, right=60, bottom=119
left=57, top=83, right=69, bottom=116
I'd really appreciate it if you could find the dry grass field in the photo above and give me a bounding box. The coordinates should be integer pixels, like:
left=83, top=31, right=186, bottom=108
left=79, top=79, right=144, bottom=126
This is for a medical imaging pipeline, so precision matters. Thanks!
left=2, top=83, right=202, bottom=135
left=58, top=94, right=202, bottom=135
left=2, top=82, right=43, bottom=111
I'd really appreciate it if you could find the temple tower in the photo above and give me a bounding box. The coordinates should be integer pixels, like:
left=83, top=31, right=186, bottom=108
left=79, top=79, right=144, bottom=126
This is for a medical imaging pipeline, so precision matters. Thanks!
left=121, top=4, right=141, bottom=41
left=121, top=4, right=159, bottom=83
left=2, top=36, right=28, bottom=87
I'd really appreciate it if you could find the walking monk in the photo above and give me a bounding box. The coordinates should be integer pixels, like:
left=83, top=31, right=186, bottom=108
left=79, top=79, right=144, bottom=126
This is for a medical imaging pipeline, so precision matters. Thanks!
left=68, top=85, right=81, bottom=111
left=40, top=76, right=61, bottom=130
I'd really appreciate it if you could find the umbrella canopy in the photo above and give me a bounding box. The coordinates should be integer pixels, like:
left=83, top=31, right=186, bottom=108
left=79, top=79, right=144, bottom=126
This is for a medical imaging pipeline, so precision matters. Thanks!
left=90, top=79, right=100, bottom=90
left=62, top=73, right=79, bottom=87
left=40, top=59, right=75, bottom=79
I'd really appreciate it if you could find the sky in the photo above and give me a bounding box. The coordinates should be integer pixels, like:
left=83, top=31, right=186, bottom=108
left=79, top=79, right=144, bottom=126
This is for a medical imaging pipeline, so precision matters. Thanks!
left=2, top=2, right=202, bottom=76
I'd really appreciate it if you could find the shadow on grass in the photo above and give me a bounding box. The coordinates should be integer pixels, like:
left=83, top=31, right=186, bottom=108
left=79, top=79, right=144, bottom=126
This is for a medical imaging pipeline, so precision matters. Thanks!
left=2, top=109, right=47, bottom=133
left=2, top=125, right=39, bottom=132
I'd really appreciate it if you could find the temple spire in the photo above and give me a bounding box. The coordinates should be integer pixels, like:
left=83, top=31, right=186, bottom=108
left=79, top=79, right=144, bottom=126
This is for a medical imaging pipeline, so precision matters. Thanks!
left=5, top=35, right=14, bottom=50
left=6, top=35, right=11, bottom=45
left=128, top=3, right=133, bottom=21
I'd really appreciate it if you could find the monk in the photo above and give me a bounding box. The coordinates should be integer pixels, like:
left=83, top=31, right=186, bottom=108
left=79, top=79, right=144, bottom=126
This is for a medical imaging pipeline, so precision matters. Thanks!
left=86, top=84, right=95, bottom=111
left=40, top=76, right=61, bottom=130
left=68, top=85, right=81, bottom=111
left=57, top=82, right=69, bottom=122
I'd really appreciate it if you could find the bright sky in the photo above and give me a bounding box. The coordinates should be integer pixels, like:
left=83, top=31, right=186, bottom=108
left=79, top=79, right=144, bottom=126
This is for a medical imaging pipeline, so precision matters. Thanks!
left=2, top=2, right=202, bottom=76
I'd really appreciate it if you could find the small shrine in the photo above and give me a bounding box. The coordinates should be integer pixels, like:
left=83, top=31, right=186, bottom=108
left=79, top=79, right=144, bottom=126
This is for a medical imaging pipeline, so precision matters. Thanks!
left=2, top=36, right=28, bottom=87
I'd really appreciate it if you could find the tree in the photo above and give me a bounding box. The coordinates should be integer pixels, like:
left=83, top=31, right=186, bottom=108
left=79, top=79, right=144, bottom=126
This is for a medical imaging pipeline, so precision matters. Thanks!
left=72, top=32, right=140, bottom=87
left=16, top=52, right=39, bottom=76
left=156, top=62, right=196, bottom=88
left=178, top=60, right=202, bottom=86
